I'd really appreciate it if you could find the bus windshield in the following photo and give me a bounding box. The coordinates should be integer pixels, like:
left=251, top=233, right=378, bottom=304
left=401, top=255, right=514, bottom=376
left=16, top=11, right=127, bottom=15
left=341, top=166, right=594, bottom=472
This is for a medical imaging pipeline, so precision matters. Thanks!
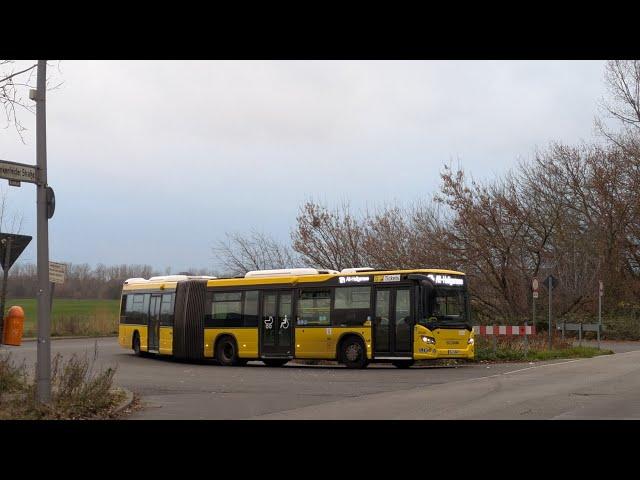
left=432, top=287, right=465, bottom=319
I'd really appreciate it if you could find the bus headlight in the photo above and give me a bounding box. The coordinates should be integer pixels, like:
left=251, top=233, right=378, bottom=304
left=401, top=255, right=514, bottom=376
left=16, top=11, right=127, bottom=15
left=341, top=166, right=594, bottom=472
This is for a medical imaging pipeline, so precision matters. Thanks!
left=421, top=336, right=436, bottom=345
left=467, top=338, right=474, bottom=345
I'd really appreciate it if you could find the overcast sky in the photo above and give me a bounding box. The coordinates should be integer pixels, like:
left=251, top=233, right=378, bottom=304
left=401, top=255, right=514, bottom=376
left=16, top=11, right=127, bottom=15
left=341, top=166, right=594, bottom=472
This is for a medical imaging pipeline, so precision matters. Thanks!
left=0, top=60, right=607, bottom=273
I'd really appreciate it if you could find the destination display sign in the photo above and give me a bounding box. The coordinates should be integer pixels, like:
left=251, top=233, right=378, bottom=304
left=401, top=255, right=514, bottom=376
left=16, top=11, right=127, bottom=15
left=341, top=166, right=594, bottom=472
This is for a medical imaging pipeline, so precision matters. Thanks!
left=338, top=276, right=370, bottom=284
left=0, top=159, right=37, bottom=184
left=426, top=274, right=464, bottom=286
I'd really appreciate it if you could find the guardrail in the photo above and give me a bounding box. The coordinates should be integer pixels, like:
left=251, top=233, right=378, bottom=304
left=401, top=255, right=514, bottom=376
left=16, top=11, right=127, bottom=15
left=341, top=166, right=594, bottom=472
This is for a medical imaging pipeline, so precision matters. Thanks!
left=556, top=322, right=602, bottom=347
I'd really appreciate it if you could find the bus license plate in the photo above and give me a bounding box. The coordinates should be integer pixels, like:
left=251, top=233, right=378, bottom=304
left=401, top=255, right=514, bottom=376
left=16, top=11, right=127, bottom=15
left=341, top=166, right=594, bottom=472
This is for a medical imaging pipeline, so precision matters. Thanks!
left=448, top=349, right=459, bottom=354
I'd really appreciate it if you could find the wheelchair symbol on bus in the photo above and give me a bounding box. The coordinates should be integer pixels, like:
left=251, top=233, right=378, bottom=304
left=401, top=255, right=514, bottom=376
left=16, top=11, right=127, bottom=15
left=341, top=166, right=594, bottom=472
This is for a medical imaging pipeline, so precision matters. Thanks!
left=280, top=315, right=289, bottom=330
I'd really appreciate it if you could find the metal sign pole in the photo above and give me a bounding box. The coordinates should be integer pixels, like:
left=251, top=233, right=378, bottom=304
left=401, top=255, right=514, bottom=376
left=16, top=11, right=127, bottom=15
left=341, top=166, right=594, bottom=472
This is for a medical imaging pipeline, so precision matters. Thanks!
left=598, top=280, right=603, bottom=350
left=35, top=60, right=51, bottom=404
left=548, top=280, right=552, bottom=350
left=529, top=278, right=538, bottom=357
left=0, top=238, right=11, bottom=343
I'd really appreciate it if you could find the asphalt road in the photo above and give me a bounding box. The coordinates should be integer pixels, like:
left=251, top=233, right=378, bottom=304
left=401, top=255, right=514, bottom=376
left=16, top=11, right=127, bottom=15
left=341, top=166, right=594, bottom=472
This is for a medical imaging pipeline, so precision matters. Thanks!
left=3, top=338, right=640, bottom=419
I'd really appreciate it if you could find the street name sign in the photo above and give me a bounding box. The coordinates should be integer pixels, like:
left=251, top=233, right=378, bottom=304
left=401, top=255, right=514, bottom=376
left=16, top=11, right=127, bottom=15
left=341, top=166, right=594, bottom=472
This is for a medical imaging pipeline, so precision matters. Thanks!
left=0, top=159, right=37, bottom=184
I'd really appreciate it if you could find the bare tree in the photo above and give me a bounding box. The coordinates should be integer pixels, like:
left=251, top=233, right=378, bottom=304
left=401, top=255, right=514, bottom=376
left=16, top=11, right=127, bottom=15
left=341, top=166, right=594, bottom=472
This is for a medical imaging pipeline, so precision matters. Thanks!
left=0, top=60, right=62, bottom=143
left=213, top=230, right=300, bottom=276
left=0, top=185, right=24, bottom=234
left=600, top=60, right=640, bottom=133
left=291, top=201, right=371, bottom=271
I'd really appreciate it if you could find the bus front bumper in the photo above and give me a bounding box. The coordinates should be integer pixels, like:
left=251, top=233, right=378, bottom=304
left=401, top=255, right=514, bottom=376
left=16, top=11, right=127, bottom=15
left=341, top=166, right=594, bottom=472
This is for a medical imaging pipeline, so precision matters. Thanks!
left=414, top=344, right=474, bottom=360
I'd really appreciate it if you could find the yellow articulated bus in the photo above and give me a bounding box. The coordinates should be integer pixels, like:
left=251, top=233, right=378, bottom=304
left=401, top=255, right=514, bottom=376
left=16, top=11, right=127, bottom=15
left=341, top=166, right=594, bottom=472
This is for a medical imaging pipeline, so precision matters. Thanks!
left=118, top=267, right=474, bottom=368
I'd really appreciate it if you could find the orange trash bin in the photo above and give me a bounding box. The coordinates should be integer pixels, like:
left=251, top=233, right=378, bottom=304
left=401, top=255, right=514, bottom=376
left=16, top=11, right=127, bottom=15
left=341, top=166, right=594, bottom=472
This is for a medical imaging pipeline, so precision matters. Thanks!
left=3, top=306, right=25, bottom=346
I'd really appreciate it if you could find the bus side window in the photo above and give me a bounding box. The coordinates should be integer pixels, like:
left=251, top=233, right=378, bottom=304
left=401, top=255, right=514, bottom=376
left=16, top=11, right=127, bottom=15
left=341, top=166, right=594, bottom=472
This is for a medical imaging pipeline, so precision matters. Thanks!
left=143, top=294, right=150, bottom=324
left=297, top=290, right=331, bottom=326
left=160, top=293, right=174, bottom=326
left=211, top=291, right=243, bottom=327
left=332, top=286, right=371, bottom=326
left=243, top=291, right=259, bottom=327
left=130, top=294, right=145, bottom=324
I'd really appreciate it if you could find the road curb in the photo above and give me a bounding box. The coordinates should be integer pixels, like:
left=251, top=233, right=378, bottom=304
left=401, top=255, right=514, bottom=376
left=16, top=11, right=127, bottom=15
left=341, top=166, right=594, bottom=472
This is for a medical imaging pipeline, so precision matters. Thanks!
left=19, top=335, right=118, bottom=342
left=111, top=387, right=134, bottom=416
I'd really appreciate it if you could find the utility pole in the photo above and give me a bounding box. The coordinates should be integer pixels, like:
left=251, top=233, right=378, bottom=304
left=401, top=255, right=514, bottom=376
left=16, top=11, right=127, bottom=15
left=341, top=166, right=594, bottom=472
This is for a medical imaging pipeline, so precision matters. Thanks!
left=34, top=60, right=51, bottom=404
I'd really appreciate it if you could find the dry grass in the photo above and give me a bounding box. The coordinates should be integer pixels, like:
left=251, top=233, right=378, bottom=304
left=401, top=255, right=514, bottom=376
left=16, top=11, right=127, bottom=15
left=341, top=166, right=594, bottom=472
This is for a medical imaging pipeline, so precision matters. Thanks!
left=0, top=342, right=124, bottom=420
left=475, top=334, right=612, bottom=361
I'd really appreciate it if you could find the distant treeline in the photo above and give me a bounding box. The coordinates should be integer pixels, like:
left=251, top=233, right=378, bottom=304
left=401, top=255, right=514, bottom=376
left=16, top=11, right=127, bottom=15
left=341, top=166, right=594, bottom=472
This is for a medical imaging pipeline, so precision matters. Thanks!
left=6, top=263, right=214, bottom=300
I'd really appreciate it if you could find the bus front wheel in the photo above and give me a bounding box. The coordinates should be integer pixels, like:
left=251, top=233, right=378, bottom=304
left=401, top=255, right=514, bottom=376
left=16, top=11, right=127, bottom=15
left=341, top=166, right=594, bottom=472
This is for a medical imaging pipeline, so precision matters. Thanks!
left=341, top=337, right=369, bottom=369
left=216, top=336, right=240, bottom=366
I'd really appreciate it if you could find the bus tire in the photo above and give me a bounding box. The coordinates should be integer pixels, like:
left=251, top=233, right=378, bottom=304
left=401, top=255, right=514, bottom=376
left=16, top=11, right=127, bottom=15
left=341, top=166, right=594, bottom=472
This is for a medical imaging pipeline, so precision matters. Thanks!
left=392, top=360, right=414, bottom=369
left=132, top=332, right=143, bottom=356
left=263, top=359, right=288, bottom=367
left=341, top=336, right=369, bottom=369
left=216, top=336, right=239, bottom=366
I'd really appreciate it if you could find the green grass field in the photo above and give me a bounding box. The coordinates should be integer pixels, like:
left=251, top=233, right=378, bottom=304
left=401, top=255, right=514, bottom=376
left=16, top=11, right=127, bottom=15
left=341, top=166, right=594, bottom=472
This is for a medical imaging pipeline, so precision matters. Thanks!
left=6, top=298, right=120, bottom=337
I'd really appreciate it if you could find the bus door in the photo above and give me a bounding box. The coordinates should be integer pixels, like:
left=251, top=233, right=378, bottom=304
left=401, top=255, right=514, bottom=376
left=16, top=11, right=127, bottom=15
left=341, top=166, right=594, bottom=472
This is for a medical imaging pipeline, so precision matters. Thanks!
left=260, top=290, right=294, bottom=358
left=148, top=294, right=161, bottom=352
left=373, top=287, right=413, bottom=358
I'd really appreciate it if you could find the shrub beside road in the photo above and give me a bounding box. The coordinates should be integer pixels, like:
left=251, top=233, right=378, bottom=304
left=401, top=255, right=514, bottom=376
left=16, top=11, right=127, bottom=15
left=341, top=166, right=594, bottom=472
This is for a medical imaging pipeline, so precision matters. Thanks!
left=475, top=334, right=613, bottom=362
left=0, top=347, right=125, bottom=419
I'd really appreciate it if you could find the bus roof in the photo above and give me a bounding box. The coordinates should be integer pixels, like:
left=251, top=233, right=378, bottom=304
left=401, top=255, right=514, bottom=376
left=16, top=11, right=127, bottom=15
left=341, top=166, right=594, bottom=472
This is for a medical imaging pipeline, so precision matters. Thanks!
left=121, top=268, right=465, bottom=291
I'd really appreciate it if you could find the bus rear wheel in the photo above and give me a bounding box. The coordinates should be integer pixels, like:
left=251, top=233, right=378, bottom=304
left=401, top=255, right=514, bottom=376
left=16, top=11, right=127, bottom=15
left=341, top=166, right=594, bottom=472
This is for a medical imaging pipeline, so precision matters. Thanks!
left=392, top=360, right=414, bottom=369
left=132, top=332, right=142, bottom=357
left=216, top=336, right=240, bottom=366
left=341, top=337, right=369, bottom=369
left=263, top=359, right=288, bottom=367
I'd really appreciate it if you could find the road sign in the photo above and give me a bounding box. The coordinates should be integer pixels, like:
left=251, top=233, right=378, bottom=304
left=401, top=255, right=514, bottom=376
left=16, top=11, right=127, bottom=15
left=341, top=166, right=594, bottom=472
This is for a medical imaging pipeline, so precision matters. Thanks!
left=542, top=275, right=559, bottom=290
left=0, top=159, right=37, bottom=184
left=599, top=280, right=603, bottom=297
left=49, top=261, right=66, bottom=284
left=532, top=278, right=539, bottom=298
left=0, top=233, right=33, bottom=271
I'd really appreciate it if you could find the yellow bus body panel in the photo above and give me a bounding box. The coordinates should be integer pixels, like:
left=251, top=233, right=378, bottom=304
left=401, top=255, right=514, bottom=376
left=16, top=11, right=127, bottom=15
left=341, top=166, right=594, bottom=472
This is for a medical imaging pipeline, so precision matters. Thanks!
left=432, top=326, right=474, bottom=360
left=119, top=324, right=148, bottom=352
left=294, top=327, right=372, bottom=359
left=204, top=328, right=259, bottom=359
left=159, top=326, right=173, bottom=355
left=412, top=324, right=475, bottom=360
left=294, top=327, right=329, bottom=358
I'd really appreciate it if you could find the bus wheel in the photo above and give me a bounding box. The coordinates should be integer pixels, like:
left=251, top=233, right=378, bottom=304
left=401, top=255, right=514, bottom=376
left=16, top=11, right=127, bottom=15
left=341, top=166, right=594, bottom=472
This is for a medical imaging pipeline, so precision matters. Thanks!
left=263, top=359, right=288, bottom=367
left=392, top=360, right=414, bottom=369
left=132, top=332, right=142, bottom=357
left=216, top=336, right=239, bottom=366
left=341, top=337, right=368, bottom=369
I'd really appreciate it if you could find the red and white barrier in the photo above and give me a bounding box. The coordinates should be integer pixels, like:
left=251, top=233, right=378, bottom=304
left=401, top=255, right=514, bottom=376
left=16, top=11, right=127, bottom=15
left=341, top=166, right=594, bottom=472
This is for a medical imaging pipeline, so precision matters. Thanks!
left=473, top=325, right=536, bottom=335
